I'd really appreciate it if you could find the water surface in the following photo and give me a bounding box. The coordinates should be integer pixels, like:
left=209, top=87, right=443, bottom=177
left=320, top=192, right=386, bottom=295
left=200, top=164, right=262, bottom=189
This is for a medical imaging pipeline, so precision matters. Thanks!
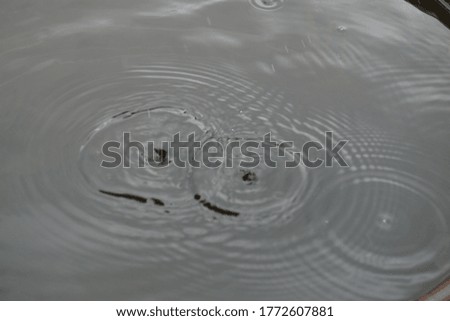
left=0, top=0, right=449, bottom=300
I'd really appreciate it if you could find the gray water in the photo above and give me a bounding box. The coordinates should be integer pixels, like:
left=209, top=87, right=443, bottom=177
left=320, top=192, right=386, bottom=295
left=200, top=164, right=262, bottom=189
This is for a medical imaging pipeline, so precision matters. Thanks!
left=0, top=0, right=449, bottom=300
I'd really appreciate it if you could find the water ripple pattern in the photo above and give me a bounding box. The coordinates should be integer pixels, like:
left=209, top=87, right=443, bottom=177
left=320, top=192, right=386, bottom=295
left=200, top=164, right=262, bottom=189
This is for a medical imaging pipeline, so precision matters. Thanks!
left=249, top=0, right=285, bottom=11
left=0, top=0, right=449, bottom=300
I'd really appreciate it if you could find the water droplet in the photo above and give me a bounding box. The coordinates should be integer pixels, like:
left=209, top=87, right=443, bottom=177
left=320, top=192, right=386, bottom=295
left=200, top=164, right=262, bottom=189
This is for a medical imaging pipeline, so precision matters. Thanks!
left=376, top=212, right=394, bottom=231
left=249, top=0, right=285, bottom=11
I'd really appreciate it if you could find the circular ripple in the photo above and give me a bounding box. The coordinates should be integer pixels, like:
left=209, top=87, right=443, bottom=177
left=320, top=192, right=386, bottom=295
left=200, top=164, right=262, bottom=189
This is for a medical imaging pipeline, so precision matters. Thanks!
left=190, top=136, right=311, bottom=226
left=79, top=105, right=211, bottom=215
left=298, top=168, right=450, bottom=299
left=249, top=0, right=285, bottom=11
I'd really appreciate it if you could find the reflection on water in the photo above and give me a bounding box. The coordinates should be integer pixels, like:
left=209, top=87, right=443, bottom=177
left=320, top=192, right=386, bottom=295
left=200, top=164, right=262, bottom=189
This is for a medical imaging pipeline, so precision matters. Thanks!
left=0, top=0, right=449, bottom=300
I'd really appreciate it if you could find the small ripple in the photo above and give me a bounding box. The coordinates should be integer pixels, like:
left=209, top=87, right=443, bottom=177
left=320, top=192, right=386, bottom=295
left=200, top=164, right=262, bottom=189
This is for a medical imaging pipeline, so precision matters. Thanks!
left=249, top=0, right=285, bottom=11
left=190, top=136, right=312, bottom=227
